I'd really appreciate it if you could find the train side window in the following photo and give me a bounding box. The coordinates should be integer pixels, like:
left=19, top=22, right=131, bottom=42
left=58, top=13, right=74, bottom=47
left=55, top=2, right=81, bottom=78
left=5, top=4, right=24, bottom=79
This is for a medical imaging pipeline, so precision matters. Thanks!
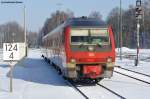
left=60, top=34, right=63, bottom=45
left=52, top=38, right=54, bottom=47
left=48, top=39, right=49, bottom=46
left=58, top=36, right=60, bottom=46
left=50, top=39, right=52, bottom=47
left=60, top=31, right=62, bottom=43
left=56, top=37, right=58, bottom=47
left=62, top=30, right=65, bottom=44
left=46, top=40, right=48, bottom=47
left=56, top=37, right=59, bottom=47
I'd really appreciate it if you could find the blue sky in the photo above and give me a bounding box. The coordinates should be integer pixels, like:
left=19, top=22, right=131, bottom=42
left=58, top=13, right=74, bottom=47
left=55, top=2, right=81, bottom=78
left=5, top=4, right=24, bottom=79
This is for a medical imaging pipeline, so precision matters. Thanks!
left=0, top=0, right=136, bottom=32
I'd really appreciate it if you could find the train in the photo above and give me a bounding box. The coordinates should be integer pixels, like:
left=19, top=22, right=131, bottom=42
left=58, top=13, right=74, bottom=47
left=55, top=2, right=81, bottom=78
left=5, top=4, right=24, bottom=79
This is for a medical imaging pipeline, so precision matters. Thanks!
left=42, top=17, right=116, bottom=83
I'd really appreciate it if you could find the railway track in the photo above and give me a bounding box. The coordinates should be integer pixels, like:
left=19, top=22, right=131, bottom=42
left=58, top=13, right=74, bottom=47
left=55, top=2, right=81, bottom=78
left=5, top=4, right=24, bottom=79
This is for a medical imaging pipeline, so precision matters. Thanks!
left=114, top=70, right=150, bottom=85
left=66, top=81, right=90, bottom=99
left=117, top=67, right=150, bottom=77
left=96, top=83, right=126, bottom=99
left=67, top=81, right=126, bottom=99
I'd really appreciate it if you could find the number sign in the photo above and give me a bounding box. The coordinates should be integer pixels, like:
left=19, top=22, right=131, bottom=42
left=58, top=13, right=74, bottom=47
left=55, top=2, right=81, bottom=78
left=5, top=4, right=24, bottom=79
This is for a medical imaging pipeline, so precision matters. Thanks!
left=3, top=43, right=20, bottom=61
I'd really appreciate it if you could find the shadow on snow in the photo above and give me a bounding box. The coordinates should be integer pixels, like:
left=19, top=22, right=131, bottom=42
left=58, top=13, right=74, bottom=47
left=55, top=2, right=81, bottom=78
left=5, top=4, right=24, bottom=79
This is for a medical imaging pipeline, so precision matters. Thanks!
left=8, top=57, right=67, bottom=86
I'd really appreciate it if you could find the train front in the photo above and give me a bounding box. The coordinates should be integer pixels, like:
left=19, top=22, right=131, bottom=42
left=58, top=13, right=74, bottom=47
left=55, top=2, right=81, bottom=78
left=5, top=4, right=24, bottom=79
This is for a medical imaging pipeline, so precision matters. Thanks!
left=65, top=18, right=115, bottom=82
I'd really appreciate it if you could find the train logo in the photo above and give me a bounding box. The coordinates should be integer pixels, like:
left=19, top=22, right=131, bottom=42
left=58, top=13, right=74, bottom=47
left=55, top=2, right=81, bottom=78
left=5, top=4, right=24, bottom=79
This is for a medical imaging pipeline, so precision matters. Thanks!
left=88, top=53, right=95, bottom=57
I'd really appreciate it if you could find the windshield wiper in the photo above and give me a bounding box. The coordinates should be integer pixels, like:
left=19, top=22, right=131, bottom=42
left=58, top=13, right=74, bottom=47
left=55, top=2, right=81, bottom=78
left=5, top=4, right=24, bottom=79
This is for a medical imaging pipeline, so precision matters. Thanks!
left=97, top=42, right=102, bottom=47
left=79, top=43, right=85, bottom=48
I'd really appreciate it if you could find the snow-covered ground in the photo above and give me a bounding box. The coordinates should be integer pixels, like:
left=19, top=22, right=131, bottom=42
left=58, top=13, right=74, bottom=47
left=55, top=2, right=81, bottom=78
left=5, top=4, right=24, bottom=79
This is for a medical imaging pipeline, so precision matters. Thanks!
left=0, top=49, right=84, bottom=99
left=116, top=47, right=150, bottom=75
left=0, top=48, right=150, bottom=99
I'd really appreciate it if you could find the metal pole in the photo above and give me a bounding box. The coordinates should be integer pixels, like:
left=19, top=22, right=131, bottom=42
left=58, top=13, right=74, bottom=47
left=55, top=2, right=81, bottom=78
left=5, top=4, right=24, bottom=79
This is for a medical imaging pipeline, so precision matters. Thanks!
left=24, top=5, right=26, bottom=43
left=135, top=0, right=142, bottom=66
left=120, top=0, right=123, bottom=60
left=117, top=6, right=120, bottom=53
left=142, top=0, right=145, bottom=48
left=9, top=62, right=13, bottom=92
left=24, top=5, right=27, bottom=57
left=136, top=19, right=140, bottom=66
left=10, top=32, right=15, bottom=92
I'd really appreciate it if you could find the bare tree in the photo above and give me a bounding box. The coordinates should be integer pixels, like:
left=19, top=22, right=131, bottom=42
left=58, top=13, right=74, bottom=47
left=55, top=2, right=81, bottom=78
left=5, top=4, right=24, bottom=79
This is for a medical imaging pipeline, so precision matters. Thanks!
left=0, top=22, right=24, bottom=48
left=38, top=10, right=74, bottom=47
left=107, top=3, right=150, bottom=48
left=89, top=11, right=102, bottom=19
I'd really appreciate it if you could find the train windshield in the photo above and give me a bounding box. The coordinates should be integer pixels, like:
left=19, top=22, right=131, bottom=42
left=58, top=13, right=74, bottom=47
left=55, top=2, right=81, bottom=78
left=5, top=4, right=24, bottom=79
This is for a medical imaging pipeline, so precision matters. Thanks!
left=70, top=28, right=110, bottom=46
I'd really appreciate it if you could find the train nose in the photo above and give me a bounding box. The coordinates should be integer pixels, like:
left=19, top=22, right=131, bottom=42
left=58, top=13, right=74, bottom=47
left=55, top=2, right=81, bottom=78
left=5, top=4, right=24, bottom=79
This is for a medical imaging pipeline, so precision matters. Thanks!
left=83, top=65, right=103, bottom=79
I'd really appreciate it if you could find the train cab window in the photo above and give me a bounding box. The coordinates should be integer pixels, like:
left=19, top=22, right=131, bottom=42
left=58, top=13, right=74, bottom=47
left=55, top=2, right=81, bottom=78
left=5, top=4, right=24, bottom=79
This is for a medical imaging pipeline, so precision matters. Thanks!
left=70, top=28, right=110, bottom=46
left=90, top=29, right=110, bottom=45
left=71, top=29, right=88, bottom=44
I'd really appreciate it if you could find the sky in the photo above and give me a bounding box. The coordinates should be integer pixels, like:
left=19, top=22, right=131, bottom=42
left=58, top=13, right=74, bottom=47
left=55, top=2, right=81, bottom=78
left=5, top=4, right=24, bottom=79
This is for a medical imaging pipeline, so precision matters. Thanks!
left=0, top=0, right=136, bottom=32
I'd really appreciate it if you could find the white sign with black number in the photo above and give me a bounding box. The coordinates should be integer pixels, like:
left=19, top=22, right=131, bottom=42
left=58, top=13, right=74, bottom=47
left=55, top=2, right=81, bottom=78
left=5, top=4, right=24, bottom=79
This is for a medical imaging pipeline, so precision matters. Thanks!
left=3, top=43, right=20, bottom=61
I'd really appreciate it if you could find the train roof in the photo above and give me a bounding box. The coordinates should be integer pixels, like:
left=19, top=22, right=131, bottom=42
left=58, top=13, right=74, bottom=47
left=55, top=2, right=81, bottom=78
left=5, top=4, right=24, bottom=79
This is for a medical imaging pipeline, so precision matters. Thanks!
left=66, top=17, right=106, bottom=28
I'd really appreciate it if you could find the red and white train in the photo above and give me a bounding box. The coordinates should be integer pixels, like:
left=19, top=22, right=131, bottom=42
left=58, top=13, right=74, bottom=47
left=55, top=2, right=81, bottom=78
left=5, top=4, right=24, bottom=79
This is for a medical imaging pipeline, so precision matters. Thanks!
left=42, top=17, right=116, bottom=82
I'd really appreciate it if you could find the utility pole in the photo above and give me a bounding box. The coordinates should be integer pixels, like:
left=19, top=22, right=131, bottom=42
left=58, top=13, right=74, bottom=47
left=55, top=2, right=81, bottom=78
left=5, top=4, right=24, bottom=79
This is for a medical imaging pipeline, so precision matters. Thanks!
left=119, top=0, right=123, bottom=60
left=135, top=0, right=143, bottom=66
left=23, top=5, right=27, bottom=57
left=142, top=0, right=145, bottom=48
left=117, top=2, right=120, bottom=55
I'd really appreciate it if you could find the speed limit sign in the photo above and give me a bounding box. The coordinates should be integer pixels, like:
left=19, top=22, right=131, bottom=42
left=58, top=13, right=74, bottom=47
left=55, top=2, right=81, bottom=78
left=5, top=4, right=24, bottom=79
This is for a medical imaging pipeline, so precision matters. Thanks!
left=3, top=43, right=20, bottom=61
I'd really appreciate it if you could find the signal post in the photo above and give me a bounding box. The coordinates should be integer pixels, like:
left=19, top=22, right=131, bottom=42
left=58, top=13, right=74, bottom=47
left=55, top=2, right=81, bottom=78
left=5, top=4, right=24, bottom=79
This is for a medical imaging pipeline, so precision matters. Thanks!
left=135, top=0, right=143, bottom=66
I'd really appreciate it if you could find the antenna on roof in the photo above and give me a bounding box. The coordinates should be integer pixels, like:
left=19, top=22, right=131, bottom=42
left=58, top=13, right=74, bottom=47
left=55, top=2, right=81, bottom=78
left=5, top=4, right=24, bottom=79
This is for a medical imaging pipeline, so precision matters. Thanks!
left=81, top=16, right=87, bottom=19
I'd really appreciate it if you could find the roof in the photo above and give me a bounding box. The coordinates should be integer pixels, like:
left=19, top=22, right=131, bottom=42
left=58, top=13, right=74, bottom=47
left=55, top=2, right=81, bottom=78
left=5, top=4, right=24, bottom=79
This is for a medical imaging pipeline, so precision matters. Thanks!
left=67, top=17, right=106, bottom=27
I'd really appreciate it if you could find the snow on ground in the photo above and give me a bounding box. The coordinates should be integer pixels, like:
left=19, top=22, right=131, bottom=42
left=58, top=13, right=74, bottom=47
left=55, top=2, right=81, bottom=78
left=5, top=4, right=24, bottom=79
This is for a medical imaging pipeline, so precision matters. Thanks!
left=112, top=47, right=150, bottom=98
left=116, top=47, right=150, bottom=75
left=116, top=47, right=150, bottom=61
left=77, top=85, right=120, bottom=99
left=101, top=72, right=150, bottom=99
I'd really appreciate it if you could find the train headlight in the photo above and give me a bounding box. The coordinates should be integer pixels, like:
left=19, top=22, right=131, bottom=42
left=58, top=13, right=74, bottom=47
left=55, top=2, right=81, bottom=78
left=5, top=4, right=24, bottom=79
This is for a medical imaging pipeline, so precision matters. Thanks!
left=88, top=46, right=94, bottom=51
left=107, top=57, right=112, bottom=63
left=70, top=59, right=76, bottom=63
